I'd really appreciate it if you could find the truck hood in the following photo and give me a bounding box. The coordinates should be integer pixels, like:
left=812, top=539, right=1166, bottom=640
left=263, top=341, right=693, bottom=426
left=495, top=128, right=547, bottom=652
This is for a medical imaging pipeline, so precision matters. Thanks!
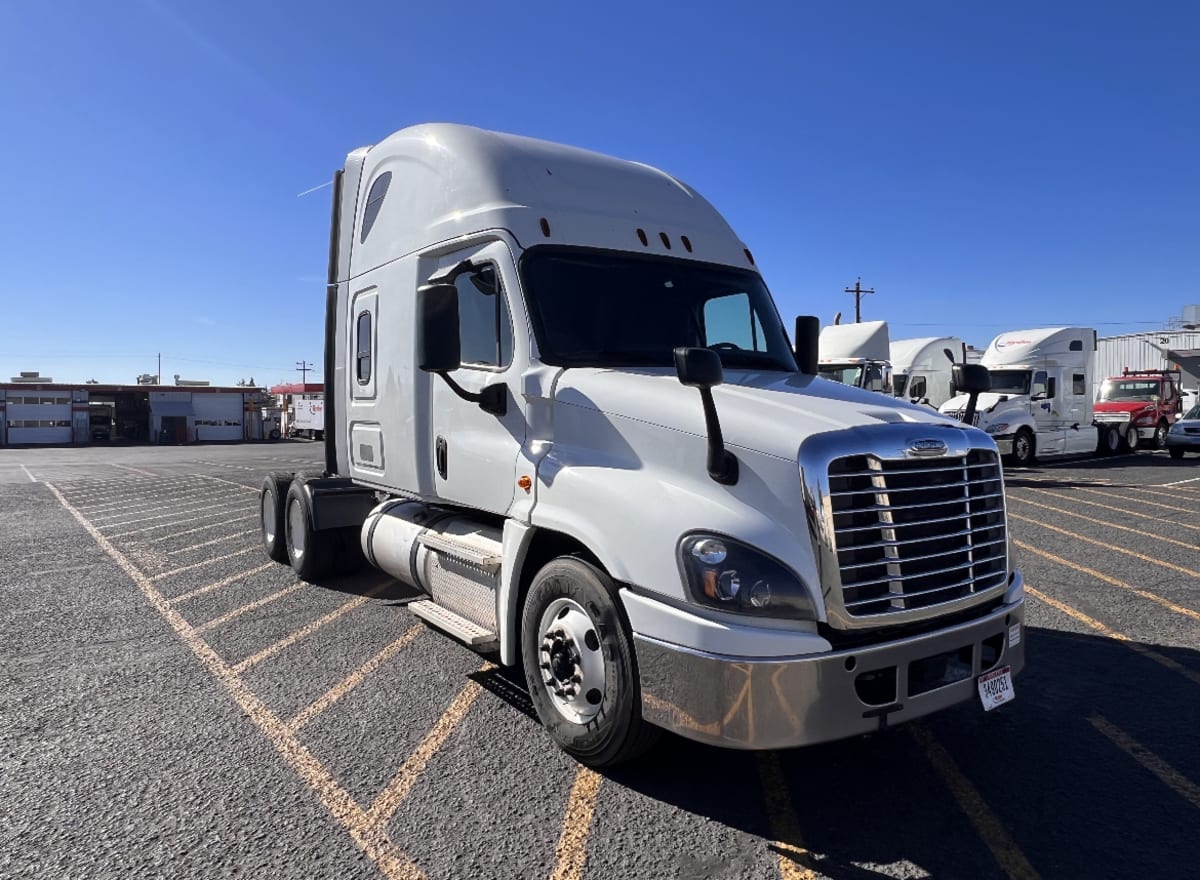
left=1093, top=401, right=1154, bottom=417
left=938, top=393, right=1029, bottom=430
left=553, top=368, right=958, bottom=461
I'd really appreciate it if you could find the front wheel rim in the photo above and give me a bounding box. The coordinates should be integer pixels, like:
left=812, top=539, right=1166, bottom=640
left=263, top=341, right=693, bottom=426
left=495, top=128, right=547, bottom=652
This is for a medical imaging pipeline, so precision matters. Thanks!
left=1016, top=435, right=1030, bottom=461
left=536, top=597, right=606, bottom=725
left=287, top=498, right=305, bottom=560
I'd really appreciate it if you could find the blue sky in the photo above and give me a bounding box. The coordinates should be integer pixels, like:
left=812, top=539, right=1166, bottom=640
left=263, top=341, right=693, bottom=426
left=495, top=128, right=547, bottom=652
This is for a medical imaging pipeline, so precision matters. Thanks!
left=1, top=0, right=1196, bottom=387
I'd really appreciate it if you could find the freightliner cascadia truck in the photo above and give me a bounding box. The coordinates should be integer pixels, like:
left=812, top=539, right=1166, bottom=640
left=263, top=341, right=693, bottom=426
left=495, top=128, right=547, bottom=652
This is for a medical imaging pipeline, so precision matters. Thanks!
left=258, top=124, right=1024, bottom=767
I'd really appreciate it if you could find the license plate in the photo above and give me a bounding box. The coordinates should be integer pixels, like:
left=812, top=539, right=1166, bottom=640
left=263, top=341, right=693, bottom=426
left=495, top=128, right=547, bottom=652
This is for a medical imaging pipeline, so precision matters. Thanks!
left=977, top=666, right=1014, bottom=711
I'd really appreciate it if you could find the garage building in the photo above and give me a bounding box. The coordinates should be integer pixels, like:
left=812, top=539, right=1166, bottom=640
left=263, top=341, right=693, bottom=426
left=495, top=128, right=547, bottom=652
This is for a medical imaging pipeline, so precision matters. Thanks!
left=0, top=375, right=271, bottom=447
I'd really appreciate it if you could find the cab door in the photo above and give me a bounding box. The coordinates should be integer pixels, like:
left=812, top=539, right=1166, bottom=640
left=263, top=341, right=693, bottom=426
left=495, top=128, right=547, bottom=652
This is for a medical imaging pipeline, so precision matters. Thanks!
left=428, top=240, right=527, bottom=515
left=1030, top=369, right=1065, bottom=453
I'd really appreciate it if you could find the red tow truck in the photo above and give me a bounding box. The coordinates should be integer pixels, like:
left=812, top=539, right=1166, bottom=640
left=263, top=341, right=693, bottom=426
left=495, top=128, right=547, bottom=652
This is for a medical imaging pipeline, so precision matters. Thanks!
left=1093, top=369, right=1183, bottom=451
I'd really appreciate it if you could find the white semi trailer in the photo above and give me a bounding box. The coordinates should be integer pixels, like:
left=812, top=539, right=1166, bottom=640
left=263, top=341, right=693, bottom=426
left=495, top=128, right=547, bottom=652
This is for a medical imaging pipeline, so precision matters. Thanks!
left=258, top=124, right=1024, bottom=766
left=890, top=336, right=967, bottom=408
left=939, top=327, right=1104, bottom=466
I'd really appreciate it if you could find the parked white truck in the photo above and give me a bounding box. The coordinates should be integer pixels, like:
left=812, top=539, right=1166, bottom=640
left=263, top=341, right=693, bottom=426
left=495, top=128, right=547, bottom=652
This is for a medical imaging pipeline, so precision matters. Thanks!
left=817, top=320, right=892, bottom=393
left=939, top=327, right=1103, bottom=466
left=890, top=336, right=967, bottom=408
left=258, top=124, right=1024, bottom=766
left=289, top=398, right=324, bottom=440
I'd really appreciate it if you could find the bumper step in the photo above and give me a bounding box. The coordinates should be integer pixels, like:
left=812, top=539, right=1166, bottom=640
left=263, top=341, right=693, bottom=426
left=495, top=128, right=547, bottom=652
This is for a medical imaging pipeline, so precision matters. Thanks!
left=409, top=599, right=497, bottom=648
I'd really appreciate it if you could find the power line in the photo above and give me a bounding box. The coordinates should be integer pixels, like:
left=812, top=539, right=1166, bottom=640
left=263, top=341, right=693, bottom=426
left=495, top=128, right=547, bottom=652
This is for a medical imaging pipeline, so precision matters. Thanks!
left=296, top=360, right=314, bottom=384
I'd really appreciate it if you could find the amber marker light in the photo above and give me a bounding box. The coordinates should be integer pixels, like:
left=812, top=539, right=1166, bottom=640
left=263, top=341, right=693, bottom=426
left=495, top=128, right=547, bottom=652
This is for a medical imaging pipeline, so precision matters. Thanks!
left=518, top=475, right=532, bottom=493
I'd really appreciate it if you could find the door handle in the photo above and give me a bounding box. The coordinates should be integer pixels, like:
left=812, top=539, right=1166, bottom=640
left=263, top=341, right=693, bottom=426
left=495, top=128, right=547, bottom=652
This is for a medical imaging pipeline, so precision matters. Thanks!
left=435, top=435, right=448, bottom=480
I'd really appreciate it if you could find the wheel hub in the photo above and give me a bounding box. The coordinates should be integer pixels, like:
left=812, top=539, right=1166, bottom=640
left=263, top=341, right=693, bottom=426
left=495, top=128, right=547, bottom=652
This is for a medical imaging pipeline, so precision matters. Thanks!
left=536, top=598, right=605, bottom=725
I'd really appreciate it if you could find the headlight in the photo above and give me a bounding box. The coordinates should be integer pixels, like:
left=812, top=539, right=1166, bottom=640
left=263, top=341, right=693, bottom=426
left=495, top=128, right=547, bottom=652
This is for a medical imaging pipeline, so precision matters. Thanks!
left=678, top=534, right=816, bottom=620
left=985, top=422, right=1010, bottom=434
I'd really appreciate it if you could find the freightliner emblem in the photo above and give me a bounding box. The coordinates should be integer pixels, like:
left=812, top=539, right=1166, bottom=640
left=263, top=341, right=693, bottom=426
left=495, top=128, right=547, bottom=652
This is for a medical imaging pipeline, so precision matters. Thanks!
left=907, top=438, right=949, bottom=458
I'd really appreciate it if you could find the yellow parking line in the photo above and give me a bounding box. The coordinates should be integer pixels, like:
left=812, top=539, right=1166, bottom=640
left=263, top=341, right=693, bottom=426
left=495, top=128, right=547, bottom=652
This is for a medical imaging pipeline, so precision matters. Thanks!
left=107, top=506, right=250, bottom=539
left=90, top=487, right=235, bottom=521
left=287, top=625, right=424, bottom=733
left=195, top=474, right=260, bottom=493
left=1019, top=486, right=1200, bottom=534
left=1008, top=496, right=1199, bottom=554
left=167, top=529, right=258, bottom=555
left=1024, top=586, right=1200, bottom=687
left=169, top=562, right=278, bottom=604
left=152, top=546, right=259, bottom=581
left=1008, top=510, right=1200, bottom=581
left=549, top=766, right=604, bottom=880
left=756, top=751, right=820, bottom=880
left=1089, top=715, right=1200, bottom=809
left=1074, top=485, right=1198, bottom=514
left=146, top=515, right=257, bottom=544
left=44, top=481, right=425, bottom=880
left=1013, top=539, right=1200, bottom=623
left=194, top=583, right=307, bottom=634
left=231, top=583, right=390, bottom=673
left=366, top=666, right=491, bottom=827
left=910, top=727, right=1040, bottom=880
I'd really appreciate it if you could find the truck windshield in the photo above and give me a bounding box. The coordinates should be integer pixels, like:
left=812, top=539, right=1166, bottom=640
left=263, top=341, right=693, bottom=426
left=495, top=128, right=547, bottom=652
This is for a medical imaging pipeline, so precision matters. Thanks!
left=819, top=365, right=863, bottom=386
left=519, top=247, right=797, bottom=371
left=1098, top=380, right=1159, bottom=402
left=986, top=369, right=1031, bottom=395
left=892, top=373, right=909, bottom=396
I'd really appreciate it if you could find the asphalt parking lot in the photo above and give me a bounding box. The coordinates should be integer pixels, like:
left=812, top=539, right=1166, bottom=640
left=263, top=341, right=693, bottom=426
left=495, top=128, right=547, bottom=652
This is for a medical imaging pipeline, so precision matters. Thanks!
left=2, top=443, right=1198, bottom=880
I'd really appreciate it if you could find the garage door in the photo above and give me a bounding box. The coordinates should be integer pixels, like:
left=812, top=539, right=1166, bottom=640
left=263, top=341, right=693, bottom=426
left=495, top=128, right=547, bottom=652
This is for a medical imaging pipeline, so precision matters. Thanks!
left=192, top=393, right=243, bottom=442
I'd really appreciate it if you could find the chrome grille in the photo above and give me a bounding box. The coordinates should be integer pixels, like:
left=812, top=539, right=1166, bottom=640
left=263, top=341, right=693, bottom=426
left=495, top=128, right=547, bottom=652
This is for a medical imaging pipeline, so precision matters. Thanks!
left=827, top=450, right=1007, bottom=618
left=946, top=410, right=981, bottom=427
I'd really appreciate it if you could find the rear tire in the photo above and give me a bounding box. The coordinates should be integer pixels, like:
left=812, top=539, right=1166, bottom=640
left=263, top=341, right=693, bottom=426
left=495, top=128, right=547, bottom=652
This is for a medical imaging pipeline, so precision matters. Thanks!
left=285, top=480, right=334, bottom=581
left=1125, top=425, right=1140, bottom=452
left=260, top=472, right=292, bottom=563
left=1170, top=447, right=1185, bottom=460
left=520, top=557, right=659, bottom=768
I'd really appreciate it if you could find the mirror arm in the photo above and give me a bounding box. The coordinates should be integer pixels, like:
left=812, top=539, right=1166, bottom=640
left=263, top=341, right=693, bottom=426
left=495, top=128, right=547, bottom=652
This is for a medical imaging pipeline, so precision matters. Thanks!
left=697, top=387, right=738, bottom=485
left=436, top=372, right=507, bottom=416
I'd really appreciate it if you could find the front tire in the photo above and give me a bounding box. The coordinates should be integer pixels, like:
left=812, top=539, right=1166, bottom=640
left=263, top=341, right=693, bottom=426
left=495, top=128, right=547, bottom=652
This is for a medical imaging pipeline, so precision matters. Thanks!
left=1010, top=428, right=1036, bottom=467
left=520, top=557, right=659, bottom=767
left=1154, top=420, right=1169, bottom=449
left=1170, top=447, right=1186, bottom=460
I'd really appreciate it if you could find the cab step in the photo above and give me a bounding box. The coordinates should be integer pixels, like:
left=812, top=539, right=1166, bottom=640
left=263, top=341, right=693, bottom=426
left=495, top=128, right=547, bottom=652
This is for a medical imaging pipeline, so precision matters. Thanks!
left=408, top=599, right=498, bottom=648
left=417, top=532, right=502, bottom=573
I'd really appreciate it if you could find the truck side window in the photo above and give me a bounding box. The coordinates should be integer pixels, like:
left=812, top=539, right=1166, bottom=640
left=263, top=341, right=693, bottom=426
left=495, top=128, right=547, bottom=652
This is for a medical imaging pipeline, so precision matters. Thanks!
left=1072, top=373, right=1086, bottom=395
left=703, top=292, right=761, bottom=350
left=1032, top=371, right=1048, bottom=398
left=909, top=376, right=927, bottom=400
left=456, top=265, right=512, bottom=368
left=356, top=312, right=372, bottom=383
left=360, top=172, right=391, bottom=244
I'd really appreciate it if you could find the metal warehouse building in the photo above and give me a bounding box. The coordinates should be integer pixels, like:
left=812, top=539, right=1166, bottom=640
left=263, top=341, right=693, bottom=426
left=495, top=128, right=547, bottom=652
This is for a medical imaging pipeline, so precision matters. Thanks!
left=1096, top=329, right=1200, bottom=398
left=0, top=376, right=272, bottom=446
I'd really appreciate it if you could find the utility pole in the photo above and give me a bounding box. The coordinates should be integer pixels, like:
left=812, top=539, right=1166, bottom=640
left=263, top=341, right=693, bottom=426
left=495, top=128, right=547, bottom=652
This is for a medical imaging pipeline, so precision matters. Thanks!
left=843, top=277, right=875, bottom=323
left=296, top=360, right=313, bottom=384
left=157, top=353, right=161, bottom=384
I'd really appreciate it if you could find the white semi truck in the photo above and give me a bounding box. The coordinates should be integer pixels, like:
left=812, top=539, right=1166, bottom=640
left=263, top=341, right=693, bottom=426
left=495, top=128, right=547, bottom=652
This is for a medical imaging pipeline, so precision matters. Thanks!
left=939, top=327, right=1105, bottom=466
left=258, top=124, right=1024, bottom=766
left=890, top=336, right=967, bottom=409
left=818, top=320, right=892, bottom=394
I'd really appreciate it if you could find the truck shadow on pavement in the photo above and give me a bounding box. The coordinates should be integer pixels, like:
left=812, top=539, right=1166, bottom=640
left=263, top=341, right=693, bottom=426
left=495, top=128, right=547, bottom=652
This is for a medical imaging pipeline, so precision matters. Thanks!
left=601, top=626, right=1200, bottom=879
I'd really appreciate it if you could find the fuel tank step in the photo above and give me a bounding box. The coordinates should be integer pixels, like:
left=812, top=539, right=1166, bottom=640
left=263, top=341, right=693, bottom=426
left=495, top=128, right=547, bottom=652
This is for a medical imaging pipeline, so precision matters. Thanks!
left=408, top=599, right=498, bottom=648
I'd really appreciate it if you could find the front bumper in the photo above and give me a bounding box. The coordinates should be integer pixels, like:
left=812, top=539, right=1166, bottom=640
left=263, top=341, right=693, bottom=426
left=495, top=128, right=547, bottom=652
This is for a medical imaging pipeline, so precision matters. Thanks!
left=1166, top=431, right=1200, bottom=450
left=992, top=434, right=1014, bottom=455
left=636, top=593, right=1025, bottom=750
